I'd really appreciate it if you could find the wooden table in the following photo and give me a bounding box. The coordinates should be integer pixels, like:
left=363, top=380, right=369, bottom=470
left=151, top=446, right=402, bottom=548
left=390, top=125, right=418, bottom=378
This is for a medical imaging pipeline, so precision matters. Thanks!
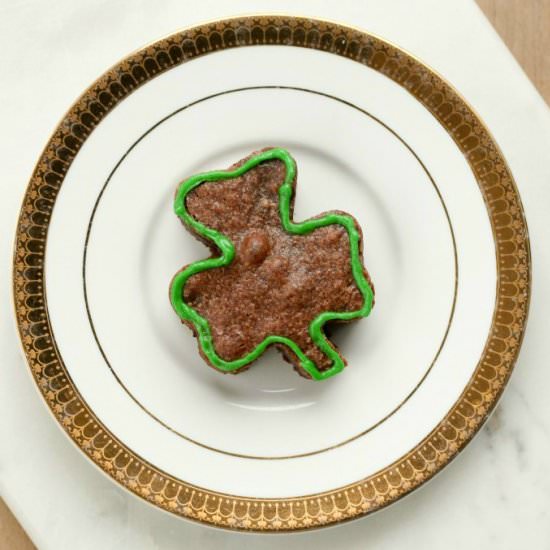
left=1, top=1, right=548, bottom=548
left=477, top=0, right=549, bottom=102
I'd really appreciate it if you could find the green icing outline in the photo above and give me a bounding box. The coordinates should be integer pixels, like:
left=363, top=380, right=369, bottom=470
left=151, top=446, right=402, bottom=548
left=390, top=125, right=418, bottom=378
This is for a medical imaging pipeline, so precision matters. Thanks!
left=170, top=148, right=374, bottom=381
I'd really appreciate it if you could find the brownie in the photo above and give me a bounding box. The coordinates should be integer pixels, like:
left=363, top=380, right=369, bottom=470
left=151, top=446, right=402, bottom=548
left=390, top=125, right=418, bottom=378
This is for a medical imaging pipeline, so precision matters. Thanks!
left=171, top=148, right=374, bottom=379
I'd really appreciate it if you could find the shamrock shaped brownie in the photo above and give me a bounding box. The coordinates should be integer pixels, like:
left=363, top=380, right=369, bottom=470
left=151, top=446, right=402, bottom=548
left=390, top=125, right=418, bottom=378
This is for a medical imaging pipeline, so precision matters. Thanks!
left=170, top=147, right=374, bottom=380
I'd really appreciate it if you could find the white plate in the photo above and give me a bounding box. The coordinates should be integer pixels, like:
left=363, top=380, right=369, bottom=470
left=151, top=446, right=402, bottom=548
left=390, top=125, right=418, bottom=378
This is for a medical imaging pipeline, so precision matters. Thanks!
left=13, top=16, right=530, bottom=531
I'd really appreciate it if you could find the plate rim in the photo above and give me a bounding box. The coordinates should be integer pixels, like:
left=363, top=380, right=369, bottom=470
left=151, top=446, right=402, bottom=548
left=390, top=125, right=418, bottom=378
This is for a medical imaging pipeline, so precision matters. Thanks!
left=12, top=14, right=531, bottom=532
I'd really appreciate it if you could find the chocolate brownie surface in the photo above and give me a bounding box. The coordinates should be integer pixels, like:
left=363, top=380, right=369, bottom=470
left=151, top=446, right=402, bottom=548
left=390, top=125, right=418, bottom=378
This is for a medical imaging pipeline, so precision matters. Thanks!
left=178, top=149, right=373, bottom=378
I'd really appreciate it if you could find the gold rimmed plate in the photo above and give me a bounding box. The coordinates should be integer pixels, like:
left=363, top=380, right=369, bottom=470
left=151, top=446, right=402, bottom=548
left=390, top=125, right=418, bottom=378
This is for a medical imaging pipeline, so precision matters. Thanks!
left=13, top=16, right=530, bottom=531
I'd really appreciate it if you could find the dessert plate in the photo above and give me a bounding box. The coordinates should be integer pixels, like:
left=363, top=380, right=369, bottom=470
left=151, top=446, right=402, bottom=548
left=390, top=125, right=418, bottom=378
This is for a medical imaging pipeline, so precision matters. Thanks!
left=13, top=16, right=530, bottom=531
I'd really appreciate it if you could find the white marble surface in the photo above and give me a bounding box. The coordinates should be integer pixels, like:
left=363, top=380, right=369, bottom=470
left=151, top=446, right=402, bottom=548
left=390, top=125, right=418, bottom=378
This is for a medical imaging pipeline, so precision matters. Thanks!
left=1, top=0, right=550, bottom=548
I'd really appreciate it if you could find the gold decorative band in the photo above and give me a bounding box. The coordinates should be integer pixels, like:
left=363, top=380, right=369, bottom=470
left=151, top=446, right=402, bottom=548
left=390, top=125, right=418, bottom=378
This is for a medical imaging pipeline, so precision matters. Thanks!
left=13, top=16, right=530, bottom=531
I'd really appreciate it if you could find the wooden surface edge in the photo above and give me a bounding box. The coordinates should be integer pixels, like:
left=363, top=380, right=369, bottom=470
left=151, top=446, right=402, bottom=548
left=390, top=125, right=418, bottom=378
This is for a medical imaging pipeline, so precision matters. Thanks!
left=0, top=499, right=36, bottom=550
left=476, top=0, right=549, bottom=104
